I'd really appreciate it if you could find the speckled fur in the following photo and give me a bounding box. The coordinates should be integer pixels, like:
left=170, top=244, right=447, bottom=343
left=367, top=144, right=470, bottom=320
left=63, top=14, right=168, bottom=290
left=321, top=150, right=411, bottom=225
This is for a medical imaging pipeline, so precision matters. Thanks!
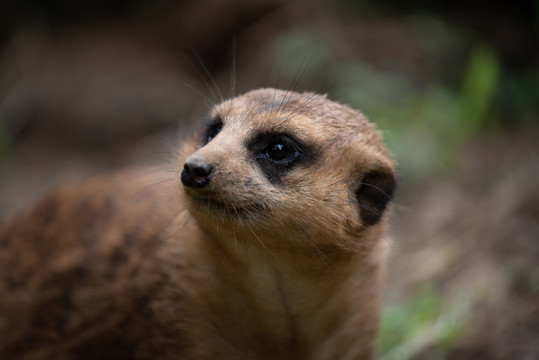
left=0, top=89, right=396, bottom=360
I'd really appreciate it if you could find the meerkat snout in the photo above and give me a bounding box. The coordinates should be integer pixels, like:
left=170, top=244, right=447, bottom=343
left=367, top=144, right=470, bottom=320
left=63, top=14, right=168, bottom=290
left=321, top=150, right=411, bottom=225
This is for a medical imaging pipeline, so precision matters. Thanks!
left=181, top=158, right=214, bottom=188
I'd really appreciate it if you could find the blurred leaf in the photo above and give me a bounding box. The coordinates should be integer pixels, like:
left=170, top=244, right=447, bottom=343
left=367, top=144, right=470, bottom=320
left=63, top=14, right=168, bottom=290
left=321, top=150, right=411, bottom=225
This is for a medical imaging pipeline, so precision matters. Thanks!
left=458, top=45, right=500, bottom=131
left=379, top=286, right=441, bottom=354
left=379, top=285, right=466, bottom=360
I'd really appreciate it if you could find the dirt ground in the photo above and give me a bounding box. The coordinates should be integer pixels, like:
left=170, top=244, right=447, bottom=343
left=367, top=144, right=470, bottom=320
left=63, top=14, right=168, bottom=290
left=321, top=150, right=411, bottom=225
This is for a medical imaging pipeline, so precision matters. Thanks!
left=385, top=134, right=539, bottom=359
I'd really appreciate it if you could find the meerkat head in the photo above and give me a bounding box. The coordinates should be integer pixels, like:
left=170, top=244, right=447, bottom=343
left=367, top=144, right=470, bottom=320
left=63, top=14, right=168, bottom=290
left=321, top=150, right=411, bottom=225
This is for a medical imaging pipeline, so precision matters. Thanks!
left=179, top=88, right=396, bottom=250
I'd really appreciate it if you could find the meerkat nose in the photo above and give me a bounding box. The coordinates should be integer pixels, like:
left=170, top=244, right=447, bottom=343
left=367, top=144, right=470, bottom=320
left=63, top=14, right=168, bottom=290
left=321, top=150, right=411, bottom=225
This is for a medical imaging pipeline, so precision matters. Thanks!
left=181, top=160, right=214, bottom=189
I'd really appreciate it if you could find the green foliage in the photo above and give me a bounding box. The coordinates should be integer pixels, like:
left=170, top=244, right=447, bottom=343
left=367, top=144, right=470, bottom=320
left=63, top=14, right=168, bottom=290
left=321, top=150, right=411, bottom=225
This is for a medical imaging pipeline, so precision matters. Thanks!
left=379, top=287, right=440, bottom=351
left=333, top=44, right=501, bottom=179
left=378, top=286, right=465, bottom=360
left=458, top=45, right=500, bottom=132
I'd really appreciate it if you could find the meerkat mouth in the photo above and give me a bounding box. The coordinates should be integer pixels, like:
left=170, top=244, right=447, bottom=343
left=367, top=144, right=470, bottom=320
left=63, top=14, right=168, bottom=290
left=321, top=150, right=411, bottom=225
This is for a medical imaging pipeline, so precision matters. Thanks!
left=189, top=195, right=229, bottom=210
left=187, top=193, right=269, bottom=218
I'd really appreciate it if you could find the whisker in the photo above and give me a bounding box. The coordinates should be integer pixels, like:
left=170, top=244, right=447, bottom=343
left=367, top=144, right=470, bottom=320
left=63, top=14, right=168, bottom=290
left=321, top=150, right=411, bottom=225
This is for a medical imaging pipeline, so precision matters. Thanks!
left=271, top=60, right=283, bottom=107
left=192, top=50, right=224, bottom=103
left=229, top=38, right=236, bottom=99
left=174, top=79, right=216, bottom=108
left=247, top=224, right=275, bottom=257
left=289, top=52, right=316, bottom=95
left=135, top=178, right=175, bottom=197
left=277, top=53, right=316, bottom=115
left=299, top=228, right=335, bottom=278
left=358, top=182, right=393, bottom=200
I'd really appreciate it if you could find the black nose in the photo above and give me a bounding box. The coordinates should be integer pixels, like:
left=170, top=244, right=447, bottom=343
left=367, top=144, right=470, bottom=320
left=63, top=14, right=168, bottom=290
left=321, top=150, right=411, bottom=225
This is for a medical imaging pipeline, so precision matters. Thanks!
left=181, top=160, right=214, bottom=188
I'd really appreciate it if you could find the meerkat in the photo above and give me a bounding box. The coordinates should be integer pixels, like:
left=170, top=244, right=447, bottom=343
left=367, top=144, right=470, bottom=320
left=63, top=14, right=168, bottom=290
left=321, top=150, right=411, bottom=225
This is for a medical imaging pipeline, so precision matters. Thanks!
left=0, top=88, right=396, bottom=360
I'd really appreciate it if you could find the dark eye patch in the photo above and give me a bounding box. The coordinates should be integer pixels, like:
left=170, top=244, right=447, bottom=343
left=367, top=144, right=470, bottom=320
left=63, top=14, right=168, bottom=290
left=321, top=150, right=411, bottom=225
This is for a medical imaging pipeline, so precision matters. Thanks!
left=247, top=132, right=315, bottom=184
left=203, top=116, right=223, bottom=145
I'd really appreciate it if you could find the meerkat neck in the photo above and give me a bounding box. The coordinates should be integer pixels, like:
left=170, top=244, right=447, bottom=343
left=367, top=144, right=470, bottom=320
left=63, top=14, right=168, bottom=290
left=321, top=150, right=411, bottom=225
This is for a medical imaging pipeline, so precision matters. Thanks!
left=202, top=225, right=356, bottom=282
left=191, top=227, right=383, bottom=359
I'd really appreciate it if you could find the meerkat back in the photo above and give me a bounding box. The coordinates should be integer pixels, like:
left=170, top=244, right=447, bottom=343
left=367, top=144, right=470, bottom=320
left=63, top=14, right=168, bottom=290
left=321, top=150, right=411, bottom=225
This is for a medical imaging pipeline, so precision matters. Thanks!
left=0, top=88, right=396, bottom=360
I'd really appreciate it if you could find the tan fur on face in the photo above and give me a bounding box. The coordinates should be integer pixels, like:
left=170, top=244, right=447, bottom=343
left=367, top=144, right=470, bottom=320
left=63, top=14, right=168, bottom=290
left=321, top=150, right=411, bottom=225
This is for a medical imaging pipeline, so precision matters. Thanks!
left=181, top=89, right=394, bottom=250
left=0, top=88, right=396, bottom=360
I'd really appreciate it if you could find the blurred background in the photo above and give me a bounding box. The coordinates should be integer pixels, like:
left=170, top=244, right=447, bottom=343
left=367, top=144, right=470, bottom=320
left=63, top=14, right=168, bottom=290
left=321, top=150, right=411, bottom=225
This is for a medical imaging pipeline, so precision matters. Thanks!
left=0, top=0, right=538, bottom=358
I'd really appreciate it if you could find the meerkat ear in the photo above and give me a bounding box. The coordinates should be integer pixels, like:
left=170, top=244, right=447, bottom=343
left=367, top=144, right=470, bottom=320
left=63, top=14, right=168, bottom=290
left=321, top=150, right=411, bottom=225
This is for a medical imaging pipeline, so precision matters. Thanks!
left=355, top=168, right=396, bottom=226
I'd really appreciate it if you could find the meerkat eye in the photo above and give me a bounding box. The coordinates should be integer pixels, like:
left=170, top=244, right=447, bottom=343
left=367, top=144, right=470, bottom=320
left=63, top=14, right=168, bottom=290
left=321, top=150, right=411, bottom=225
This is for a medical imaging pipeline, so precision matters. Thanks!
left=249, top=132, right=313, bottom=184
left=266, top=142, right=297, bottom=162
left=204, top=118, right=223, bottom=144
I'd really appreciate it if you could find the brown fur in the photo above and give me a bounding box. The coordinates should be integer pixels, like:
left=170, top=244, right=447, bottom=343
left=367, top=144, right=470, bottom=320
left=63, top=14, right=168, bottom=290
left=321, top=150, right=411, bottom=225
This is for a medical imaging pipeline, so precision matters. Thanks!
left=0, top=89, right=396, bottom=359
